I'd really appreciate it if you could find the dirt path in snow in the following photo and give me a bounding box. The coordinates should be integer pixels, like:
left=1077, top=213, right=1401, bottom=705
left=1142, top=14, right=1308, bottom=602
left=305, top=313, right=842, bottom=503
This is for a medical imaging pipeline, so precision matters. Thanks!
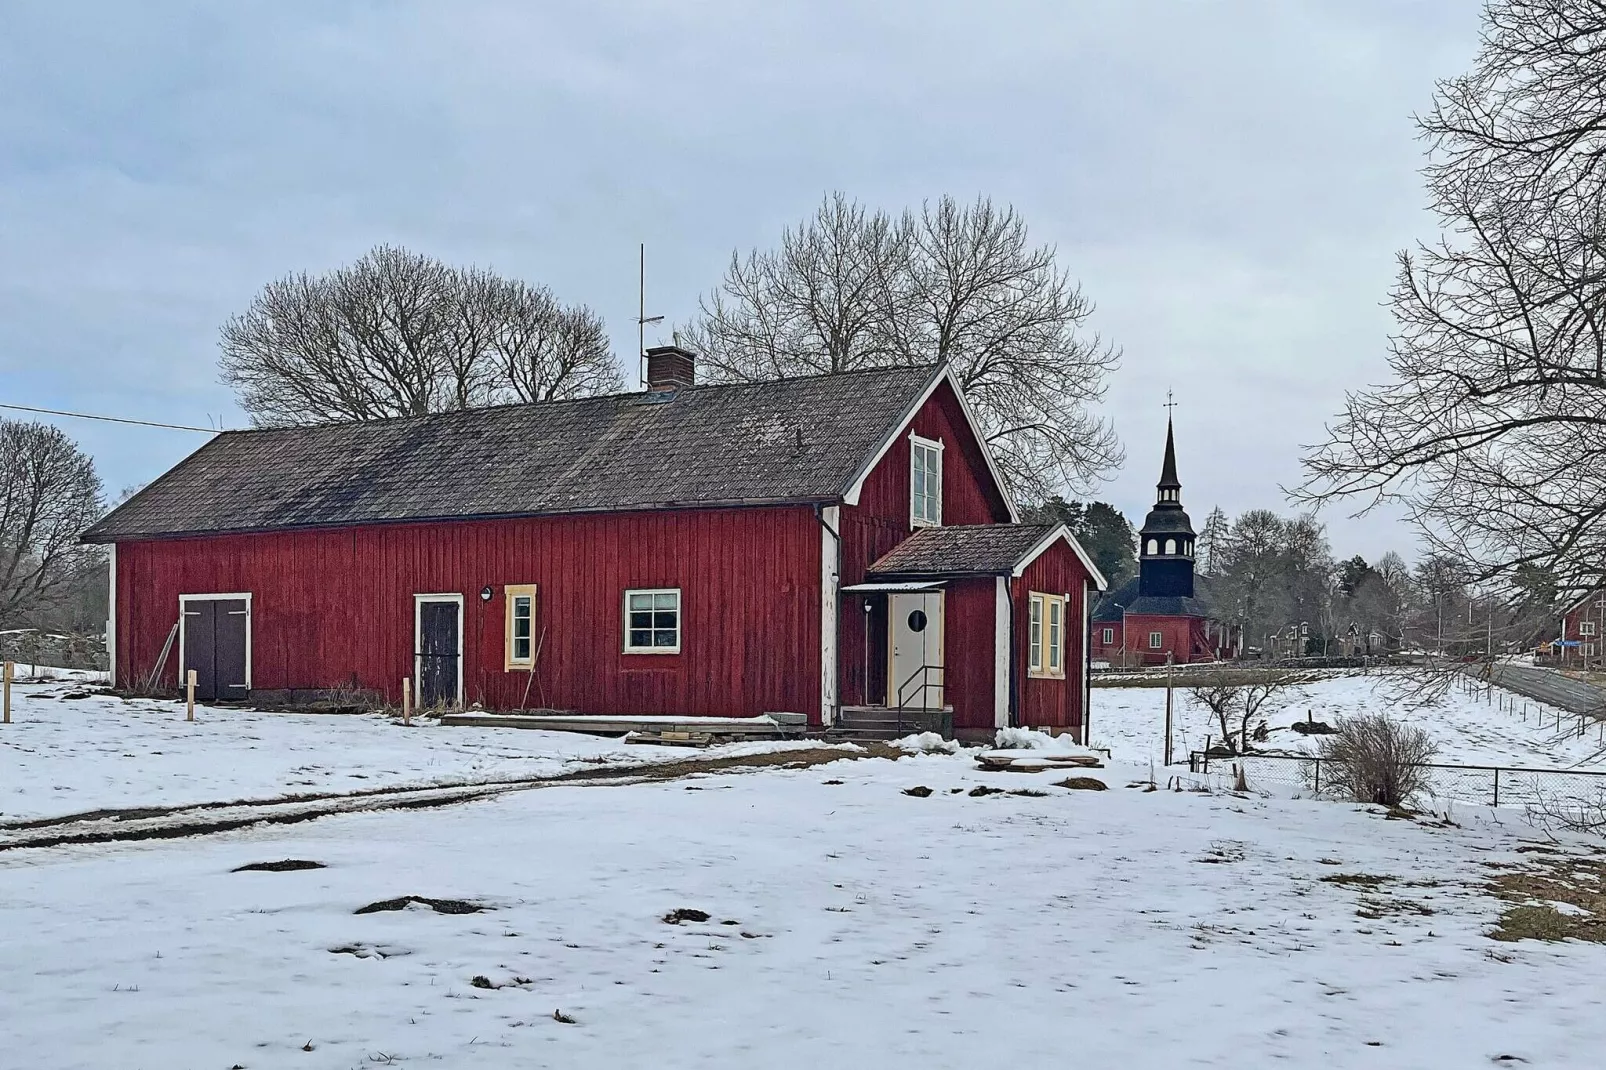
left=0, top=745, right=895, bottom=853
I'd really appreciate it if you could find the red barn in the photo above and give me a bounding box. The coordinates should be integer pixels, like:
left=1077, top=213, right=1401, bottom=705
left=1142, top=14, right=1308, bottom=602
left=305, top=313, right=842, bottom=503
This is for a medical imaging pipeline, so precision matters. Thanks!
left=85, top=349, right=1105, bottom=739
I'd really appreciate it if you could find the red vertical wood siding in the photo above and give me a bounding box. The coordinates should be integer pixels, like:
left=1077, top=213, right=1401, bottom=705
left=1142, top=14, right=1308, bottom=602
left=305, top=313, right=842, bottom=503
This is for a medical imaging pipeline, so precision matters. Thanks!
left=942, top=578, right=998, bottom=731
left=1106, top=615, right=1211, bottom=666
left=114, top=506, right=824, bottom=720
left=837, top=379, right=1013, bottom=716
left=1014, top=540, right=1095, bottom=731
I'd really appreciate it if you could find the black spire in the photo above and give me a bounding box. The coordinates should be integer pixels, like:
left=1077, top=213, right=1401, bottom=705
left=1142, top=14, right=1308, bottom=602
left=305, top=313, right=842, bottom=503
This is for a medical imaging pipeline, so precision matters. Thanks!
left=1158, top=418, right=1180, bottom=494
left=1138, top=415, right=1195, bottom=599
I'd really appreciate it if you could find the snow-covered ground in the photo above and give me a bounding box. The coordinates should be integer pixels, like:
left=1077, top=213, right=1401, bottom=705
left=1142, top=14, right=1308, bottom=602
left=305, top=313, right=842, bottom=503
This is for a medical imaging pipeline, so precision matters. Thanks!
left=0, top=679, right=825, bottom=822
left=1094, top=670, right=1606, bottom=770
left=1, top=748, right=1602, bottom=1068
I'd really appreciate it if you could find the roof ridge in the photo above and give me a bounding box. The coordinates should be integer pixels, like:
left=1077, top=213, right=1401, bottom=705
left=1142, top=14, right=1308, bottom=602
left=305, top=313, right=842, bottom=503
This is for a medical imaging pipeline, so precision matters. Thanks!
left=218, top=362, right=944, bottom=437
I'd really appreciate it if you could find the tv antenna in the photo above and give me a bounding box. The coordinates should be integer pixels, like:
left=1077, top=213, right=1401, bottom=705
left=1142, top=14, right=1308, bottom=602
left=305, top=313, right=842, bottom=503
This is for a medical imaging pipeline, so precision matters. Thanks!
left=637, top=243, right=665, bottom=388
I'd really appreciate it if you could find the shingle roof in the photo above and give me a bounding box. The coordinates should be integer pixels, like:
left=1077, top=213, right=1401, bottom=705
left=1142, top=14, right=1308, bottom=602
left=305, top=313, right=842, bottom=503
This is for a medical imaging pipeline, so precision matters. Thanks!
left=84, top=365, right=945, bottom=542
left=867, top=524, right=1059, bottom=576
left=1093, top=576, right=1219, bottom=621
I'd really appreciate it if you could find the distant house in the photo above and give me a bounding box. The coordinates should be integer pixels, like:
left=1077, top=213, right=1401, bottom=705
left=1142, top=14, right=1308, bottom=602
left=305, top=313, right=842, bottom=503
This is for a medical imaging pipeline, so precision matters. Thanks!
left=1556, top=587, right=1606, bottom=667
left=83, top=349, right=1105, bottom=738
left=1090, top=419, right=1235, bottom=666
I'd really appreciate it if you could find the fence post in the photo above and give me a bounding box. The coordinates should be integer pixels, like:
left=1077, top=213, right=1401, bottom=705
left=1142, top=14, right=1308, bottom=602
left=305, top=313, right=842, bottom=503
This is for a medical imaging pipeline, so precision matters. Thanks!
left=185, top=669, right=196, bottom=722
left=402, top=678, right=412, bottom=727
left=2, top=661, right=11, bottom=724
left=1493, top=767, right=1500, bottom=808
left=1313, top=757, right=1321, bottom=796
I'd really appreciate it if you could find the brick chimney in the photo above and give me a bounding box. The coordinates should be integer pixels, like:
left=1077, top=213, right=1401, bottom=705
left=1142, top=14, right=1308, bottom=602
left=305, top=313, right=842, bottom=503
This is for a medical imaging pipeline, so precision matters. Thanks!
left=644, top=345, right=696, bottom=391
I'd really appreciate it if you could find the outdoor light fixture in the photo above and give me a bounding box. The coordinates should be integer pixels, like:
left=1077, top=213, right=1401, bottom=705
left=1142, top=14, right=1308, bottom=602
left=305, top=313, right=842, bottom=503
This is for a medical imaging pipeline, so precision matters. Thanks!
left=480, top=586, right=493, bottom=602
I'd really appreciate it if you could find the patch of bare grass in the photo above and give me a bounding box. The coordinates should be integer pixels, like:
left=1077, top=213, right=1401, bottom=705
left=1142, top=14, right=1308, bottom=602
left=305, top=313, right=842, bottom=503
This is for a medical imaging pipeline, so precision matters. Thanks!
left=1488, top=855, right=1606, bottom=943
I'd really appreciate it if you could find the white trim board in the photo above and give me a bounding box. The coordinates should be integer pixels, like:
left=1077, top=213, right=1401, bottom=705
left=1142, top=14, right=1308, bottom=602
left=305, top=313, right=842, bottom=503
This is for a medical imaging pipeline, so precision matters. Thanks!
left=1010, top=524, right=1109, bottom=591
left=993, top=576, right=1010, bottom=728
left=840, top=366, right=1021, bottom=523
left=413, top=592, right=465, bottom=708
left=106, top=544, right=117, bottom=688
left=177, top=592, right=254, bottom=693
left=820, top=505, right=841, bottom=726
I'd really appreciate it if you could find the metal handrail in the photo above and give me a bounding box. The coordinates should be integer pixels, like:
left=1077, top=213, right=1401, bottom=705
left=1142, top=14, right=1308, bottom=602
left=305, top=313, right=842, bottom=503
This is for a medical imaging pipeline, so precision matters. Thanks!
left=893, top=663, right=945, bottom=735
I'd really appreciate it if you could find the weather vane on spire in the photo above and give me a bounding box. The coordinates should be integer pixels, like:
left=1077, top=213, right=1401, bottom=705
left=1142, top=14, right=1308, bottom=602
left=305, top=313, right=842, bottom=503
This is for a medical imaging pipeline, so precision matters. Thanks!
left=1164, top=389, right=1177, bottom=417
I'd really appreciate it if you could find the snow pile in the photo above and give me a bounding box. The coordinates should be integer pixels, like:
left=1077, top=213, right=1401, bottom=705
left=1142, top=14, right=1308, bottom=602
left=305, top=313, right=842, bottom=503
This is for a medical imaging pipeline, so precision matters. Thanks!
left=993, top=726, right=1090, bottom=752
left=893, top=732, right=961, bottom=755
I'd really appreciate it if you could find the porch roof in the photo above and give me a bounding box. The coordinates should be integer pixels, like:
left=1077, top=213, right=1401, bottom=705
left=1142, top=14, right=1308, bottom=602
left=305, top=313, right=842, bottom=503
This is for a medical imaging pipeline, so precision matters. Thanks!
left=866, top=523, right=1060, bottom=577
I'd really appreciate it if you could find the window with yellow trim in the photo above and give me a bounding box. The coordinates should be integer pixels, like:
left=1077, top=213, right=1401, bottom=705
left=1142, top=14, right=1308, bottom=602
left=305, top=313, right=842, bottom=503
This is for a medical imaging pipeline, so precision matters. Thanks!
left=1028, top=592, right=1067, bottom=679
left=505, top=584, right=537, bottom=669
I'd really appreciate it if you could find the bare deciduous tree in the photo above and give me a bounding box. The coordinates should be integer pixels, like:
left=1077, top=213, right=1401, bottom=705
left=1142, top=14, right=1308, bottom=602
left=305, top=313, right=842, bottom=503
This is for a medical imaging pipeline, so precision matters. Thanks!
left=1188, top=669, right=1306, bottom=754
left=1299, top=0, right=1606, bottom=606
left=680, top=193, right=1122, bottom=500
left=0, top=419, right=104, bottom=628
left=220, top=246, right=621, bottom=427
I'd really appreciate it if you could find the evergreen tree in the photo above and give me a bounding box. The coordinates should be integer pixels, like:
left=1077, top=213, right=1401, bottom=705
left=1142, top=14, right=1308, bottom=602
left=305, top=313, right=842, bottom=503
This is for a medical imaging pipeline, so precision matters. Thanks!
left=1022, top=498, right=1137, bottom=589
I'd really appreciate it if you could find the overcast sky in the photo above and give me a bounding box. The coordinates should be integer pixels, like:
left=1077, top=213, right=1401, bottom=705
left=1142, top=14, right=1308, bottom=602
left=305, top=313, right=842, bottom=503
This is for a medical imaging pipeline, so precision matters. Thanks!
left=0, top=1, right=1481, bottom=561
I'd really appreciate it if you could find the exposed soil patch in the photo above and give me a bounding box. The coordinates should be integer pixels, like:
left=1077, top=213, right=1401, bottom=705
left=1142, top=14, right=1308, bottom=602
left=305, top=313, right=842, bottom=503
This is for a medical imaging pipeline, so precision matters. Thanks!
left=968, top=785, right=1005, bottom=797
left=1321, top=873, right=1392, bottom=888
left=662, top=907, right=711, bottom=924
left=354, top=895, right=483, bottom=915
left=1488, top=855, right=1606, bottom=943
left=1054, top=777, right=1108, bottom=791
left=902, top=786, right=933, bottom=797
left=232, top=859, right=326, bottom=873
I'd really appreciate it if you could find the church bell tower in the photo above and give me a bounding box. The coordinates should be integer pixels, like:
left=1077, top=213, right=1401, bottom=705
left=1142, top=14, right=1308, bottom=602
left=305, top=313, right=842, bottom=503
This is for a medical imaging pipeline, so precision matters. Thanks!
left=1137, top=417, right=1196, bottom=599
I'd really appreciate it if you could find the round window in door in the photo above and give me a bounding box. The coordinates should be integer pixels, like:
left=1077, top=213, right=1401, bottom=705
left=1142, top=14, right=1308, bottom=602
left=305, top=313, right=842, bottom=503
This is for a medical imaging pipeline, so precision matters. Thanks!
left=907, top=609, right=928, bottom=632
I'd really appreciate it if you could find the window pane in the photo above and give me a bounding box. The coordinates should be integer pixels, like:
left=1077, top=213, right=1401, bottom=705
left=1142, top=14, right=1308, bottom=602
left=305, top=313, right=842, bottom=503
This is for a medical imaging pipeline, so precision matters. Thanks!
left=655, top=593, right=678, bottom=611
left=653, top=629, right=676, bottom=647
left=629, top=629, right=653, bottom=647
left=653, top=611, right=677, bottom=630
left=513, top=635, right=531, bottom=660
left=628, top=594, right=652, bottom=612
left=629, top=610, right=654, bottom=631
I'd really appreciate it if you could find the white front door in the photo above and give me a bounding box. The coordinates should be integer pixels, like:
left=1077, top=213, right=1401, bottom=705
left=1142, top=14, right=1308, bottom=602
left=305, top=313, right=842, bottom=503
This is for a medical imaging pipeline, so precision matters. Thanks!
left=889, top=591, right=944, bottom=710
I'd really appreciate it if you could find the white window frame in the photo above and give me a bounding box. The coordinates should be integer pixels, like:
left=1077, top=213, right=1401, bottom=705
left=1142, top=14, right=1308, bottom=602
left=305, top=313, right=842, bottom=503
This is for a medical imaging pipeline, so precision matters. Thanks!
left=624, top=588, right=682, bottom=654
left=177, top=592, right=254, bottom=692
left=909, top=433, right=944, bottom=529
left=505, top=584, right=537, bottom=670
left=413, top=593, right=465, bottom=708
left=1101, top=626, right=1115, bottom=645
left=1581, top=620, right=1597, bottom=637
left=1149, top=630, right=1164, bottom=650
left=1028, top=592, right=1067, bottom=679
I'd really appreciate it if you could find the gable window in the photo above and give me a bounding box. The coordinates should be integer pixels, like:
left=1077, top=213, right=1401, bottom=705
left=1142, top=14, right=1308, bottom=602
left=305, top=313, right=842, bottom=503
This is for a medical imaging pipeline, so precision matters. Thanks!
left=625, top=588, right=681, bottom=653
left=910, top=435, right=943, bottom=528
left=1101, top=627, right=1115, bottom=645
left=1149, top=631, right=1164, bottom=650
left=504, top=584, right=537, bottom=669
left=1029, top=592, right=1067, bottom=678
left=1582, top=621, right=1598, bottom=636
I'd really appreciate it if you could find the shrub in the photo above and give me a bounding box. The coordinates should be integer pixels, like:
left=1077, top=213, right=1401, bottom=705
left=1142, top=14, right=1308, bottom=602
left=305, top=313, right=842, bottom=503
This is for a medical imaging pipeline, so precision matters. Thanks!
left=1315, top=714, right=1437, bottom=807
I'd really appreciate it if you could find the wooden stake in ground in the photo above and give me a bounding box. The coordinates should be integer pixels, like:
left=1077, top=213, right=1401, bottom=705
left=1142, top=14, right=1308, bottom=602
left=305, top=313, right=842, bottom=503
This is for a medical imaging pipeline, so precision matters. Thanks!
left=2, top=660, right=11, bottom=724
left=185, top=669, right=196, bottom=722
left=402, top=677, right=412, bottom=726
left=1163, top=653, right=1174, bottom=767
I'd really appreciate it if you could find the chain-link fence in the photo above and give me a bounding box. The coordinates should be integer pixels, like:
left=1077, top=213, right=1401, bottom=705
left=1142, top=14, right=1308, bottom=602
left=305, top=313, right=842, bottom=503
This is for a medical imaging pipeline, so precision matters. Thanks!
left=1187, top=751, right=1606, bottom=810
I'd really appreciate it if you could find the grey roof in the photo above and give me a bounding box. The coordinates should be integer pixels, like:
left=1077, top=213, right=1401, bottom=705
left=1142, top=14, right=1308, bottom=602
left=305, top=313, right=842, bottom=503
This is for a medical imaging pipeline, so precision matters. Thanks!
left=867, top=524, right=1058, bottom=576
left=1093, top=575, right=1219, bottom=621
left=84, top=365, right=946, bottom=542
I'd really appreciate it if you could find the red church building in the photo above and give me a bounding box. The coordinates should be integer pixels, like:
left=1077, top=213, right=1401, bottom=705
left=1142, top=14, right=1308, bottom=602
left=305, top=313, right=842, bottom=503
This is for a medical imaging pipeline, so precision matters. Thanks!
left=1090, top=419, right=1233, bottom=666
left=1556, top=587, right=1606, bottom=667
left=85, top=349, right=1105, bottom=739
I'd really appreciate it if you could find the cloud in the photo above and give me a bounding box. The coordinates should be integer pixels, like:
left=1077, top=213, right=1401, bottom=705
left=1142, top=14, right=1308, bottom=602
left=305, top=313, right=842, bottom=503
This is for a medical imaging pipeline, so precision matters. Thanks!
left=0, top=0, right=1475, bottom=557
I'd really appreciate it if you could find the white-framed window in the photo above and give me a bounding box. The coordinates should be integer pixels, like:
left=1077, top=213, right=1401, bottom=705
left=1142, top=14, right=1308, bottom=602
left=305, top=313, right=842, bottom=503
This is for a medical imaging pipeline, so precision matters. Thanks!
left=1165, top=538, right=1176, bottom=555
left=1146, top=538, right=1158, bottom=555
left=1585, top=642, right=1598, bottom=657
left=1029, top=592, right=1066, bottom=678
left=505, top=584, right=537, bottom=669
left=1149, top=631, right=1164, bottom=650
left=625, top=588, right=681, bottom=653
left=910, top=434, right=943, bottom=528
left=1581, top=620, right=1598, bottom=636
left=1101, top=627, right=1115, bottom=645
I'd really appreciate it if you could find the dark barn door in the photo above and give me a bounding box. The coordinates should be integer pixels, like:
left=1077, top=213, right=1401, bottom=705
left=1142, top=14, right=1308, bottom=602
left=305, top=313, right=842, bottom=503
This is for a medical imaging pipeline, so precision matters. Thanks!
left=416, top=599, right=462, bottom=709
left=181, top=598, right=249, bottom=702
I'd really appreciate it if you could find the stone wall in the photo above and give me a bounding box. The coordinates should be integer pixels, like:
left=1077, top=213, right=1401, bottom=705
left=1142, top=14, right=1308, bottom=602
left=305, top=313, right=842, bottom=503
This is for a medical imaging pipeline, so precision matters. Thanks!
left=0, top=629, right=109, bottom=672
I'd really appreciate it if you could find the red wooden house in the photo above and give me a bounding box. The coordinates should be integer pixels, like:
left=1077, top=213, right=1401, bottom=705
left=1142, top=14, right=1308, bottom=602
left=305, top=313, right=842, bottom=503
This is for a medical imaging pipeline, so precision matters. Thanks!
left=1556, top=587, right=1606, bottom=667
left=85, top=348, right=1105, bottom=738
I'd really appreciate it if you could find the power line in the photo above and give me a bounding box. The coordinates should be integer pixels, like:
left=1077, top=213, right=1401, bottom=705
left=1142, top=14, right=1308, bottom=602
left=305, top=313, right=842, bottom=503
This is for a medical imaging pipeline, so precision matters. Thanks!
left=0, top=402, right=220, bottom=434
